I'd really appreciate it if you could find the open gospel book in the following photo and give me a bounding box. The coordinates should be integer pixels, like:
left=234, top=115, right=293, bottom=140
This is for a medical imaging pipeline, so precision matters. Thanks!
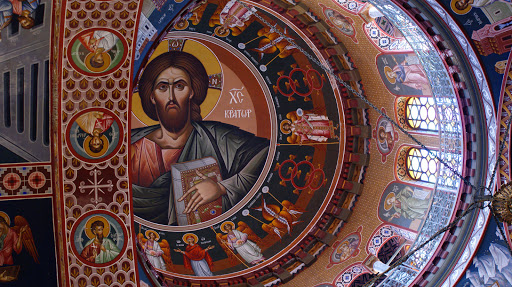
left=172, top=157, right=223, bottom=226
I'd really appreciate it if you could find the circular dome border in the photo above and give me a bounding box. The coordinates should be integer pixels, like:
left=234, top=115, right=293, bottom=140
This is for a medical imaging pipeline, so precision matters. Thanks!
left=133, top=0, right=371, bottom=285
left=363, top=0, right=495, bottom=286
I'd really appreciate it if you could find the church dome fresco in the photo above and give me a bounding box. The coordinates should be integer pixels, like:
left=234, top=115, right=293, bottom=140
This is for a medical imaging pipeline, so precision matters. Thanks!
left=0, top=0, right=508, bottom=286
left=131, top=0, right=346, bottom=280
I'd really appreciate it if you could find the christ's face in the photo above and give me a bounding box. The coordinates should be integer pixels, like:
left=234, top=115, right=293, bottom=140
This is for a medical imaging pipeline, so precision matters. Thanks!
left=151, top=67, right=193, bottom=133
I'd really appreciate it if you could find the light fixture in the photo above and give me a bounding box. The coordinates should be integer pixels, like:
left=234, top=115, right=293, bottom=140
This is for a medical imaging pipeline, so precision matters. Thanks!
left=492, top=181, right=512, bottom=224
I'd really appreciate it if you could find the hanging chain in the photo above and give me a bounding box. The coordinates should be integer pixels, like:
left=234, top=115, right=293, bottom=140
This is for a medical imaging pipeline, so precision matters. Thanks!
left=233, top=0, right=479, bottom=192
left=229, top=1, right=512, bottom=286
left=362, top=202, right=480, bottom=287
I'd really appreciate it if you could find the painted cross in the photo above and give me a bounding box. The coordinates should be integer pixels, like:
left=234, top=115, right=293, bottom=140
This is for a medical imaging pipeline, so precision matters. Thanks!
left=79, top=169, right=113, bottom=204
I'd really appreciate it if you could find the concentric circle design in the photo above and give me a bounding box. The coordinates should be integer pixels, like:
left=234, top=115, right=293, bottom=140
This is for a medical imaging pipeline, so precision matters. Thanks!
left=28, top=171, right=46, bottom=189
left=67, top=28, right=128, bottom=77
left=70, top=210, right=128, bottom=267
left=2, top=173, right=21, bottom=191
left=65, top=108, right=124, bottom=163
left=132, top=0, right=345, bottom=281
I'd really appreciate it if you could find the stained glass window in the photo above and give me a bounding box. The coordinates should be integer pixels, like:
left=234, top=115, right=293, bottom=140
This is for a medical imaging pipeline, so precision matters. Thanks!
left=350, top=273, right=387, bottom=287
left=406, top=148, right=438, bottom=183
left=405, top=97, right=438, bottom=131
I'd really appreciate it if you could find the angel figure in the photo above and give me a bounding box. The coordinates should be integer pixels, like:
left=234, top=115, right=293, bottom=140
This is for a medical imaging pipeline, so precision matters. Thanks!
left=137, top=231, right=173, bottom=271
left=212, top=0, right=256, bottom=37
left=0, top=213, right=39, bottom=266
left=251, top=26, right=297, bottom=62
left=254, top=199, right=303, bottom=239
left=280, top=110, right=338, bottom=144
left=216, top=221, right=264, bottom=265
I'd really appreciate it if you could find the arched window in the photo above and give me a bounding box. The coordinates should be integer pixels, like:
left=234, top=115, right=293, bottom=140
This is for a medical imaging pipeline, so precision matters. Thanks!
left=377, top=236, right=402, bottom=264
left=349, top=273, right=387, bottom=287
left=405, top=97, right=438, bottom=132
left=406, top=148, right=438, bottom=183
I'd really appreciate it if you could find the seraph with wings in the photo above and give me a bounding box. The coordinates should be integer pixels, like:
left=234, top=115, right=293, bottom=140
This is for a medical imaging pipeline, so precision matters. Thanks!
left=137, top=232, right=174, bottom=272
left=0, top=215, right=39, bottom=266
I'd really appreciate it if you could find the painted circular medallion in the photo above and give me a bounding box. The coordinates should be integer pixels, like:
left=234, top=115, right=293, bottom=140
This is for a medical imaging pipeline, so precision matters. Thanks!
left=67, top=28, right=128, bottom=77
left=131, top=0, right=344, bottom=280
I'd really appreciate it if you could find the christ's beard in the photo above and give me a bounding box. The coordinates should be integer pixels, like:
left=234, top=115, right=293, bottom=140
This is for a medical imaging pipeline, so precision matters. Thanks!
left=156, top=100, right=190, bottom=133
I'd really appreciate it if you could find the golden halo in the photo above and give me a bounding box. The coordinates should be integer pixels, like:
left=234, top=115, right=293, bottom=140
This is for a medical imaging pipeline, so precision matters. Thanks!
left=174, top=19, right=189, bottom=30
left=384, top=66, right=396, bottom=84
left=377, top=126, right=386, bottom=141
left=280, top=119, right=292, bottom=134
left=182, top=233, right=198, bottom=244
left=450, top=0, right=472, bottom=15
left=85, top=216, right=110, bottom=239
left=85, top=52, right=111, bottom=73
left=132, top=38, right=222, bottom=126
left=384, top=192, right=396, bottom=211
left=214, top=26, right=230, bottom=37
left=336, top=241, right=350, bottom=253
left=220, top=221, right=235, bottom=233
left=145, top=230, right=160, bottom=241
left=83, top=135, right=109, bottom=157
left=0, top=212, right=10, bottom=226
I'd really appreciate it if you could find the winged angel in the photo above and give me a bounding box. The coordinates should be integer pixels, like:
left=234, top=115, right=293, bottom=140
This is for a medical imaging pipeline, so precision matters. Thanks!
left=137, top=231, right=173, bottom=271
left=216, top=221, right=265, bottom=265
left=0, top=213, right=39, bottom=281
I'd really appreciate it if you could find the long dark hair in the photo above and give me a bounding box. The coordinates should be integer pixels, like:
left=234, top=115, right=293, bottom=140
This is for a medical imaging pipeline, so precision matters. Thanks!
left=138, top=51, right=209, bottom=122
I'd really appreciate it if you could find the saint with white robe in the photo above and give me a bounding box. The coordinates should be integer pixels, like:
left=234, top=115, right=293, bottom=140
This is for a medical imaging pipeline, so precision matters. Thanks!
left=222, top=222, right=264, bottom=265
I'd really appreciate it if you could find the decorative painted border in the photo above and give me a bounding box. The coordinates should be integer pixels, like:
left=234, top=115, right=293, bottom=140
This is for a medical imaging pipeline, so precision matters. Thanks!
left=367, top=224, right=417, bottom=255
left=367, top=0, right=496, bottom=286
left=333, top=263, right=371, bottom=287
left=133, top=0, right=374, bottom=285
left=54, top=0, right=143, bottom=286
left=497, top=55, right=512, bottom=251
left=0, top=164, right=52, bottom=196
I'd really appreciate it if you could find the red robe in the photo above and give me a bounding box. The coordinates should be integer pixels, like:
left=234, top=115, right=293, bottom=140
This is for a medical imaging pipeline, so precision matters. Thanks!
left=8, top=0, right=22, bottom=15
left=80, top=242, right=102, bottom=263
left=182, top=244, right=213, bottom=271
left=131, top=137, right=182, bottom=187
left=0, top=229, right=21, bottom=266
